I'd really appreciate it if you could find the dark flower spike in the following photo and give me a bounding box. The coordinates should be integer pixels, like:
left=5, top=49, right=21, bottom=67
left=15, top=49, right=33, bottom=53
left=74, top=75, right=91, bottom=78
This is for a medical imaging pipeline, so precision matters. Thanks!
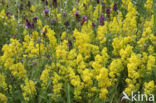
left=19, top=3, right=24, bottom=10
left=105, top=8, right=111, bottom=18
left=105, top=8, right=111, bottom=14
left=45, top=0, right=48, bottom=5
left=92, top=23, right=96, bottom=28
left=81, top=15, right=87, bottom=25
left=43, top=28, right=47, bottom=37
left=97, top=0, right=99, bottom=4
left=82, top=15, right=87, bottom=22
left=6, top=11, right=11, bottom=17
left=44, top=9, right=49, bottom=17
left=51, top=19, right=56, bottom=25
left=99, top=15, right=105, bottom=25
left=27, top=1, right=31, bottom=8
left=64, top=21, right=70, bottom=27
left=32, top=17, right=38, bottom=22
left=113, top=4, right=117, bottom=11
left=68, top=40, right=72, bottom=46
left=63, top=13, right=67, bottom=17
left=53, top=0, right=57, bottom=8
left=25, top=19, right=34, bottom=29
left=30, top=23, right=34, bottom=28
left=102, top=3, right=105, bottom=7
left=44, top=9, right=49, bottom=13
left=75, top=11, right=80, bottom=21
left=75, top=11, right=79, bottom=17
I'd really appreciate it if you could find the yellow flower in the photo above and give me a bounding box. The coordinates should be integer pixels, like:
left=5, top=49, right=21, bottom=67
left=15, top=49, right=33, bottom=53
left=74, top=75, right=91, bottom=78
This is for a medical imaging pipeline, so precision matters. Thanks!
left=30, top=5, right=35, bottom=12
left=21, top=79, right=36, bottom=101
left=96, top=25, right=107, bottom=44
left=144, top=0, right=153, bottom=13
left=32, top=31, right=39, bottom=41
left=147, top=55, right=155, bottom=70
left=0, top=74, right=8, bottom=91
left=37, top=19, right=42, bottom=29
left=99, top=88, right=108, bottom=99
left=40, top=69, right=50, bottom=89
left=81, top=69, right=93, bottom=87
left=120, top=45, right=133, bottom=59
left=61, top=31, right=66, bottom=40
left=57, top=13, right=61, bottom=24
left=0, top=93, right=7, bottom=103
left=52, top=72, right=62, bottom=98
left=96, top=68, right=111, bottom=88
left=144, top=81, right=155, bottom=94
left=109, top=59, right=124, bottom=84
left=9, top=63, right=27, bottom=80
left=0, top=9, right=7, bottom=20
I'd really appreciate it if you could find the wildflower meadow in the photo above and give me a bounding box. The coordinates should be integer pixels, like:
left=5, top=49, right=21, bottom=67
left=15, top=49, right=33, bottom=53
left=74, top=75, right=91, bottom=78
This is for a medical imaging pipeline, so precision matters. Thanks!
left=0, top=0, right=156, bottom=103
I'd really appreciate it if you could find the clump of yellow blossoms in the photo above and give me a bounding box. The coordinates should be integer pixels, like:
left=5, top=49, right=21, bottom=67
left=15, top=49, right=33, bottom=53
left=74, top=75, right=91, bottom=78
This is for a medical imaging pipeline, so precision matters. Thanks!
left=20, top=79, right=36, bottom=101
left=10, top=63, right=27, bottom=80
left=144, top=81, right=155, bottom=94
left=0, top=74, right=8, bottom=91
left=0, top=93, right=8, bottom=103
left=144, top=0, right=153, bottom=13
left=97, top=68, right=111, bottom=99
left=40, top=68, right=50, bottom=89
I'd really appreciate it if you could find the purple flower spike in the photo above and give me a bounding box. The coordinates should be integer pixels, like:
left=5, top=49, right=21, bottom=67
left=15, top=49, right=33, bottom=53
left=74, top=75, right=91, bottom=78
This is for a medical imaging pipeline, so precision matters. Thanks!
left=99, top=15, right=105, bottom=25
left=30, top=23, right=34, bottom=28
left=44, top=9, right=49, bottom=17
left=74, top=11, right=79, bottom=17
left=51, top=19, right=56, bottom=25
left=102, top=3, right=105, bottom=7
left=82, top=16, right=87, bottom=22
left=19, top=4, right=24, bottom=10
left=32, top=17, right=38, bottom=22
left=63, top=13, right=67, bottom=17
left=97, top=0, right=99, bottom=4
left=44, top=9, right=49, bottom=13
left=92, top=23, right=96, bottom=28
left=81, top=16, right=87, bottom=25
left=27, top=1, right=31, bottom=8
left=68, top=40, right=72, bottom=46
left=45, top=0, right=48, bottom=5
left=53, top=0, right=57, bottom=8
left=105, top=8, right=111, bottom=14
left=64, top=21, right=70, bottom=27
left=75, top=11, right=80, bottom=21
left=113, top=4, right=117, bottom=11
left=6, top=11, right=11, bottom=16
left=25, top=19, right=34, bottom=29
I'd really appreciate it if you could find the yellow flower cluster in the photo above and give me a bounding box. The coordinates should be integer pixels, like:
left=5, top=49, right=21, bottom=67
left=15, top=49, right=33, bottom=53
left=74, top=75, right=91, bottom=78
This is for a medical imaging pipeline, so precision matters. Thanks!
left=144, top=81, right=155, bottom=94
left=0, top=93, right=8, bottom=103
left=10, top=63, right=27, bottom=80
left=109, top=59, right=124, bottom=84
left=123, top=1, right=137, bottom=36
left=0, top=74, right=8, bottom=91
left=52, top=72, right=62, bottom=99
left=97, top=68, right=111, bottom=99
left=20, top=79, right=36, bottom=101
left=40, top=68, right=50, bottom=89
left=144, top=0, right=153, bottom=13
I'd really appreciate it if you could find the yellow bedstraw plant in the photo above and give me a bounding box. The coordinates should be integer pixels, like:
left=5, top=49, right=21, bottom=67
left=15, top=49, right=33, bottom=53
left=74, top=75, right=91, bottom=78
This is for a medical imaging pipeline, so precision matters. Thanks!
left=0, top=0, right=156, bottom=102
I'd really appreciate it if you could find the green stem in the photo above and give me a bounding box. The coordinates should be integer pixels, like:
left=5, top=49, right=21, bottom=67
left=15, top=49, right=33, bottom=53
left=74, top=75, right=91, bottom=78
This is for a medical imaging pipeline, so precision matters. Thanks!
left=67, top=83, right=71, bottom=103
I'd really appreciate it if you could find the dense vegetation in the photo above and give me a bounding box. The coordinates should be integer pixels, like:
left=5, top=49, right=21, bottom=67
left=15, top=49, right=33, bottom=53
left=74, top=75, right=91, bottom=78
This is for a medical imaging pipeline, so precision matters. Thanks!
left=0, top=0, right=156, bottom=103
